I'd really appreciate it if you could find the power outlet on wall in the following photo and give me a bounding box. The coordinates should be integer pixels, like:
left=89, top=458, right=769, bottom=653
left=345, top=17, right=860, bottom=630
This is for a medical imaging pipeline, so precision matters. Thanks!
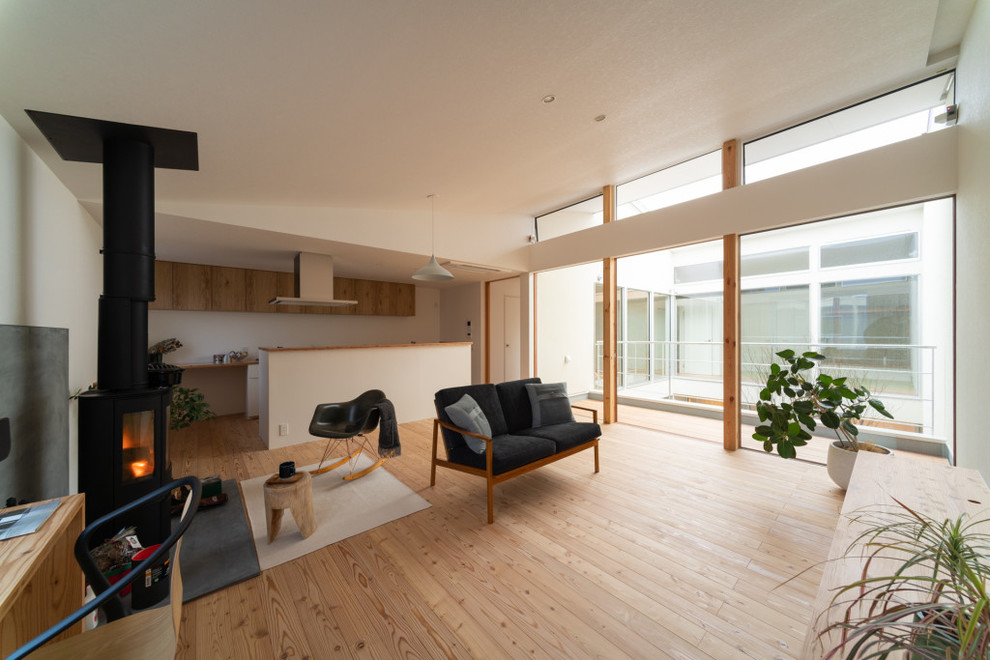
left=278, top=423, right=289, bottom=436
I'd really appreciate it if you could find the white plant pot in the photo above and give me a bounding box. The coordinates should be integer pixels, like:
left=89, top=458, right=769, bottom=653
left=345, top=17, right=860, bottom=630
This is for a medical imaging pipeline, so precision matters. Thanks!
left=826, top=439, right=891, bottom=490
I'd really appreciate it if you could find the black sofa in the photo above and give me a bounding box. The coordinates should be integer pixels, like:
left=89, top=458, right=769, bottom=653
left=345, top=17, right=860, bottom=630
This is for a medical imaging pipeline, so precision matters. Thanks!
left=431, top=377, right=601, bottom=523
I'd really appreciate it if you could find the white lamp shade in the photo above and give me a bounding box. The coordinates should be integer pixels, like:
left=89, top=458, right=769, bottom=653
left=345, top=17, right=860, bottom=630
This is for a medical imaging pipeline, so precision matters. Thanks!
left=412, top=255, right=454, bottom=281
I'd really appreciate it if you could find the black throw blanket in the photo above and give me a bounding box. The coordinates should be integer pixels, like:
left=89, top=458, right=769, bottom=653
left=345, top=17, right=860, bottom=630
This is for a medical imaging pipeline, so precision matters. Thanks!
left=375, top=399, right=401, bottom=458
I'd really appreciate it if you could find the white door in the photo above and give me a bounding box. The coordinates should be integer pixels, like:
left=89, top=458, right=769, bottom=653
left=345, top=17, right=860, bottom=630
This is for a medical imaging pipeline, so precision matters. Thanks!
left=503, top=296, right=520, bottom=381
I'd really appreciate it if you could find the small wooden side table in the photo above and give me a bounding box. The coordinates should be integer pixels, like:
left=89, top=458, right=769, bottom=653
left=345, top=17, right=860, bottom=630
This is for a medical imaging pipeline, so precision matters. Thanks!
left=263, top=472, right=315, bottom=543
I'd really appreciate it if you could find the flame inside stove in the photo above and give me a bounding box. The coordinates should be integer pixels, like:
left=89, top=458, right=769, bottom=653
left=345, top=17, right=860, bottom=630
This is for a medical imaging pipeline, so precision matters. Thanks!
left=121, top=410, right=155, bottom=482
left=131, top=459, right=151, bottom=478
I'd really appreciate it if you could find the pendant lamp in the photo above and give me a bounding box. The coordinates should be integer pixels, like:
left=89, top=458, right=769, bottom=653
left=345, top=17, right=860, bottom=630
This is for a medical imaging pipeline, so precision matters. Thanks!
left=413, top=194, right=454, bottom=281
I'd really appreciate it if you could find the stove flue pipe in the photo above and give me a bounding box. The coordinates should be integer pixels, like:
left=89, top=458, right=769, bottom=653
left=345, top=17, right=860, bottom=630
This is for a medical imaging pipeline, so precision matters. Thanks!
left=24, top=111, right=198, bottom=391
left=98, top=138, right=155, bottom=391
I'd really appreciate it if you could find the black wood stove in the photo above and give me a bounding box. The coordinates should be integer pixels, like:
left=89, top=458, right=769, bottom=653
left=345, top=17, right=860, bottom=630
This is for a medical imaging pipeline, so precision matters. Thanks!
left=27, top=111, right=198, bottom=544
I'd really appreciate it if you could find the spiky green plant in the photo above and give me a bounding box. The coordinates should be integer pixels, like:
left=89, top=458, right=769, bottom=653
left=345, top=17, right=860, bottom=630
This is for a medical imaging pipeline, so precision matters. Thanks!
left=820, top=498, right=990, bottom=659
left=753, top=349, right=893, bottom=459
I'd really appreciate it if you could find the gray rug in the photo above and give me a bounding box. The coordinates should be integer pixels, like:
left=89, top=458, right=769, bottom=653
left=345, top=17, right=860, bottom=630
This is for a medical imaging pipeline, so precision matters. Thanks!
left=174, top=479, right=260, bottom=602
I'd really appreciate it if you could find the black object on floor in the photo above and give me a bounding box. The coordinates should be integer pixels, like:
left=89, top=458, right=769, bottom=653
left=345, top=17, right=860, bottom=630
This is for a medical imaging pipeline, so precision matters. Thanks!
left=173, top=479, right=260, bottom=602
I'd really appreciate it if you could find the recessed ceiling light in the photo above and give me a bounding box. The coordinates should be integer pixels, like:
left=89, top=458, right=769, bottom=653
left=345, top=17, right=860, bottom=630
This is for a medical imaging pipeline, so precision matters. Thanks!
left=594, top=114, right=606, bottom=122
left=542, top=95, right=555, bottom=104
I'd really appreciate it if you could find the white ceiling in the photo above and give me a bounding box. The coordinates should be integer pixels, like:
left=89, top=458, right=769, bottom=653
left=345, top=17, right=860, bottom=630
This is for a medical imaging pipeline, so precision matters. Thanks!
left=0, top=0, right=969, bottom=283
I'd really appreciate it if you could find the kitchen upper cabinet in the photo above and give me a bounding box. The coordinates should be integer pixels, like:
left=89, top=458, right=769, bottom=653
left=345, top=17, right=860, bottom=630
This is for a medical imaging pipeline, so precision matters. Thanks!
left=149, top=260, right=173, bottom=310
left=211, top=266, right=246, bottom=311
left=171, top=263, right=212, bottom=311
left=245, top=269, right=278, bottom=313
left=156, top=261, right=415, bottom=316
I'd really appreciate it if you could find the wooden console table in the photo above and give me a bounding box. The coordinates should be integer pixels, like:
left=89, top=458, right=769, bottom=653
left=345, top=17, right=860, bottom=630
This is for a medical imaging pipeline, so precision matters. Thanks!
left=0, top=493, right=86, bottom=655
left=801, top=452, right=986, bottom=658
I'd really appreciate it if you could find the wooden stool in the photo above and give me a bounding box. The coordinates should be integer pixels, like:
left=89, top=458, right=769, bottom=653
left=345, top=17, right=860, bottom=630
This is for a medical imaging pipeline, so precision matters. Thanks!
left=263, top=471, right=316, bottom=543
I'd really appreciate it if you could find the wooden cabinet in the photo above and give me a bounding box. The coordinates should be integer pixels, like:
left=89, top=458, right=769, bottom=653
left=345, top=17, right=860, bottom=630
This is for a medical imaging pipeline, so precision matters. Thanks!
left=275, top=272, right=304, bottom=314
left=210, top=266, right=246, bottom=311
left=0, top=495, right=86, bottom=655
left=148, top=260, right=173, bottom=310
left=245, top=269, right=277, bottom=312
left=394, top=282, right=416, bottom=316
left=327, top=277, right=356, bottom=316
left=155, top=260, right=415, bottom=317
left=171, top=263, right=212, bottom=311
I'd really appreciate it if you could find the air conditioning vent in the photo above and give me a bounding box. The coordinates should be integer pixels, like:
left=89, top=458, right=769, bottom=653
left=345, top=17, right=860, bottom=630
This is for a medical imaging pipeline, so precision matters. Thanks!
left=440, top=260, right=512, bottom=274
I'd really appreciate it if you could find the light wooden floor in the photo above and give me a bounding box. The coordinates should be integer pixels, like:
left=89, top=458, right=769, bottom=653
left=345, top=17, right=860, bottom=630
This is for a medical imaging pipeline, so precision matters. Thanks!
left=577, top=399, right=832, bottom=464
left=170, top=410, right=844, bottom=659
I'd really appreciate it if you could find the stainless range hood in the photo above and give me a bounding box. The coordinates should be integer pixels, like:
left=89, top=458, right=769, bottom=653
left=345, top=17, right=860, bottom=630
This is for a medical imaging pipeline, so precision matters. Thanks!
left=268, top=252, right=358, bottom=307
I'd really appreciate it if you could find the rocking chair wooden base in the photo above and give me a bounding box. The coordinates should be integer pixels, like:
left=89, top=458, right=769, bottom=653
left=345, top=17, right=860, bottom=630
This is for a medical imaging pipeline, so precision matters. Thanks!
left=310, top=434, right=387, bottom=481
left=310, top=447, right=363, bottom=476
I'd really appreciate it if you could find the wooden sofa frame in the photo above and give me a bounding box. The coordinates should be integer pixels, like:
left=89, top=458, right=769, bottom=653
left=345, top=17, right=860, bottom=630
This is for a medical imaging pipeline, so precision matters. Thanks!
left=430, top=405, right=600, bottom=524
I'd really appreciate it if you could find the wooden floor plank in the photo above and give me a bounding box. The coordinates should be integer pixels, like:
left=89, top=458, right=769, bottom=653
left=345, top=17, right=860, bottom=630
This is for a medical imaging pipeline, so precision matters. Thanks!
left=170, top=405, right=861, bottom=659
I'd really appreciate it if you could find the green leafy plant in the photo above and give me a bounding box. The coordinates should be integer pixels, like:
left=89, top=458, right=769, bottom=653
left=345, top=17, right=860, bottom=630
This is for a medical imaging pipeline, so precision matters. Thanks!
left=753, top=349, right=893, bottom=459
left=819, top=499, right=990, bottom=659
left=170, top=386, right=215, bottom=431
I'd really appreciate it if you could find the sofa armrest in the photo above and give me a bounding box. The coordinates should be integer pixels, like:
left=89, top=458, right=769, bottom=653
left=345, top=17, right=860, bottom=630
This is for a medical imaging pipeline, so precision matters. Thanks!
left=435, top=418, right=494, bottom=445
left=570, top=404, right=599, bottom=424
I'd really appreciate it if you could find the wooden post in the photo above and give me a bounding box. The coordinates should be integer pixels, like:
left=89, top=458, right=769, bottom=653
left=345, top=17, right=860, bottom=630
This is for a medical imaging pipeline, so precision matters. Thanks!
left=723, top=234, right=741, bottom=450
left=484, top=281, right=491, bottom=382
left=722, top=139, right=740, bottom=189
left=722, top=139, right=742, bottom=451
left=602, top=185, right=618, bottom=424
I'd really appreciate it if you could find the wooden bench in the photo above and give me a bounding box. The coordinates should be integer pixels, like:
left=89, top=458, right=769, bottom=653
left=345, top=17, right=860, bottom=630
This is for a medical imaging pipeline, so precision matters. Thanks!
left=801, top=451, right=988, bottom=658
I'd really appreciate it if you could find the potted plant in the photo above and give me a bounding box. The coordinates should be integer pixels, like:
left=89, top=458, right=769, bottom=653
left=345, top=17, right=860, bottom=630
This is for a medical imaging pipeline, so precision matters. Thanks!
left=818, top=500, right=990, bottom=658
left=170, top=386, right=215, bottom=431
left=752, top=349, right=894, bottom=489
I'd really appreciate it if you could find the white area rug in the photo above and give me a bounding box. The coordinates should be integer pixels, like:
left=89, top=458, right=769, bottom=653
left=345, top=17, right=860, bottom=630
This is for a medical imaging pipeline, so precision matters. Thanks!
left=240, top=455, right=430, bottom=570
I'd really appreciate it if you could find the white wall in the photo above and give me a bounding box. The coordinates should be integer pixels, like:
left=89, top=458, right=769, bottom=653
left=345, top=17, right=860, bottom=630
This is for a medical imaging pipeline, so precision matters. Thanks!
left=0, top=116, right=102, bottom=492
left=955, top=0, right=990, bottom=478
left=536, top=263, right=600, bottom=395
left=488, top=277, right=520, bottom=383
left=438, top=282, right=483, bottom=384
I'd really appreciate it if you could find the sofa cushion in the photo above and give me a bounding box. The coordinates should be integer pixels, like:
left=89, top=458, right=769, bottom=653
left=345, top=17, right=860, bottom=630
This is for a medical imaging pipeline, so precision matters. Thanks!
left=444, top=393, right=490, bottom=454
left=435, top=384, right=507, bottom=452
left=525, top=382, right=574, bottom=427
left=519, top=421, right=601, bottom=453
left=445, top=434, right=556, bottom=475
left=495, top=377, right=541, bottom=433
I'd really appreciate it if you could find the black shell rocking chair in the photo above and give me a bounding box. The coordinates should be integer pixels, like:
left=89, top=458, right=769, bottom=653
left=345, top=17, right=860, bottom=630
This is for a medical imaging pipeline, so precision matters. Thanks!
left=309, top=389, right=387, bottom=480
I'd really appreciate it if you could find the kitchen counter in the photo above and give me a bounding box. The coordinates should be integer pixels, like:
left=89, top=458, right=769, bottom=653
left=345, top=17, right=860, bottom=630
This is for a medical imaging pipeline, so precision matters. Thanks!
left=259, top=342, right=470, bottom=352
left=258, top=342, right=472, bottom=449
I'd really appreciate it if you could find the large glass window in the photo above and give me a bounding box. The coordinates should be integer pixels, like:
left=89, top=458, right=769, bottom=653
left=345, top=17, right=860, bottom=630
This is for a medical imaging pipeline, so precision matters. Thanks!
left=622, top=289, right=650, bottom=386
left=616, top=151, right=722, bottom=220
left=652, top=294, right=669, bottom=379
left=536, top=196, right=602, bottom=241
left=739, top=198, right=953, bottom=449
left=744, top=72, right=954, bottom=183
left=820, top=276, right=918, bottom=399
left=742, top=286, right=810, bottom=345
left=676, top=293, right=723, bottom=378
left=741, top=247, right=809, bottom=277
left=820, top=233, right=918, bottom=269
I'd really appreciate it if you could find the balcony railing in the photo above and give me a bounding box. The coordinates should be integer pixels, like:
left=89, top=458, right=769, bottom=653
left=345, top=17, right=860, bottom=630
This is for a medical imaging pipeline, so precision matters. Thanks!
left=594, top=340, right=937, bottom=436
